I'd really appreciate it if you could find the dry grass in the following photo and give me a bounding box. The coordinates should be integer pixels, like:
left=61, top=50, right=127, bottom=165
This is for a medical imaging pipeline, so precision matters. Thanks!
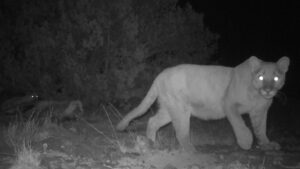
left=9, top=143, right=42, bottom=169
left=4, top=109, right=59, bottom=169
left=4, top=118, right=39, bottom=150
left=105, top=104, right=145, bottom=152
left=4, top=114, right=44, bottom=169
left=3, top=109, right=51, bottom=162
left=4, top=106, right=62, bottom=150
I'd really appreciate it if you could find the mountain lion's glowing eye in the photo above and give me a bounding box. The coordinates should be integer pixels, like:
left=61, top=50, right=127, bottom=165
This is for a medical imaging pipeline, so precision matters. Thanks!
left=258, top=75, right=264, bottom=81
left=274, top=76, right=279, bottom=82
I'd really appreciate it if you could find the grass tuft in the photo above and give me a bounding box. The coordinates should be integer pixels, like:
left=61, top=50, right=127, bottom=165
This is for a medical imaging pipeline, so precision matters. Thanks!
left=9, top=143, right=42, bottom=169
left=5, top=118, right=39, bottom=150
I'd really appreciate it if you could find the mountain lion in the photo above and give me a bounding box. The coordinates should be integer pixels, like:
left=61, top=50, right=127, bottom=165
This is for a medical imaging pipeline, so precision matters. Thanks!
left=117, top=56, right=290, bottom=152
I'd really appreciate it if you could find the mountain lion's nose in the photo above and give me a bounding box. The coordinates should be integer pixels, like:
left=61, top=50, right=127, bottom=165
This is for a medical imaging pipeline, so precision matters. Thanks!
left=263, top=87, right=273, bottom=93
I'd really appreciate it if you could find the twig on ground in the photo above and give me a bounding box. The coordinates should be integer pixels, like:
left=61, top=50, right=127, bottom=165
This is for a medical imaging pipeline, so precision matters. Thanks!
left=102, top=105, right=120, bottom=145
left=76, top=114, right=117, bottom=146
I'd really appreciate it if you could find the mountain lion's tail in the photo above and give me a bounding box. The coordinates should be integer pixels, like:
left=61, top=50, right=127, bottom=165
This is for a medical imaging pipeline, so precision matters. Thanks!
left=116, top=78, right=159, bottom=131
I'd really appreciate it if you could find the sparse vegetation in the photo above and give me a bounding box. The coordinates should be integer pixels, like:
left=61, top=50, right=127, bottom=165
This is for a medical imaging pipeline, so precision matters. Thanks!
left=4, top=116, right=44, bottom=169
left=0, top=104, right=298, bottom=169
left=5, top=119, right=39, bottom=150
left=9, top=143, right=42, bottom=169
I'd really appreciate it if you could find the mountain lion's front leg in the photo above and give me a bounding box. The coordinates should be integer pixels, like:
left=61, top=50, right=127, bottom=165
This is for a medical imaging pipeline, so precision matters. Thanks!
left=225, top=104, right=253, bottom=150
left=250, top=107, right=280, bottom=150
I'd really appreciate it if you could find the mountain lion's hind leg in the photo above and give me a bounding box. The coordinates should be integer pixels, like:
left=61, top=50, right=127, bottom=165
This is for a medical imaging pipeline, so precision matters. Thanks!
left=169, top=105, right=194, bottom=152
left=146, top=107, right=171, bottom=143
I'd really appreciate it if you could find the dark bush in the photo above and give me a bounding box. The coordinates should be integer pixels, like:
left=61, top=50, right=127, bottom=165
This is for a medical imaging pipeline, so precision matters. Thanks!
left=0, top=0, right=219, bottom=112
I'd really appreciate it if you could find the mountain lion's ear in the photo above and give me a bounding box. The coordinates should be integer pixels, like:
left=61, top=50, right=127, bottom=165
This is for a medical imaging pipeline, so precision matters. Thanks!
left=249, top=56, right=261, bottom=72
left=277, top=56, right=290, bottom=73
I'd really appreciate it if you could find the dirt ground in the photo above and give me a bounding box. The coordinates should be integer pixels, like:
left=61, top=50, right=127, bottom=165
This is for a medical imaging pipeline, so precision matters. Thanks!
left=0, top=103, right=300, bottom=169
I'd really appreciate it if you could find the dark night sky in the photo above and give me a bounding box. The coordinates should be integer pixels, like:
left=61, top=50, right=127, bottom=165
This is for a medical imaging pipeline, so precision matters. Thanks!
left=186, top=0, right=300, bottom=97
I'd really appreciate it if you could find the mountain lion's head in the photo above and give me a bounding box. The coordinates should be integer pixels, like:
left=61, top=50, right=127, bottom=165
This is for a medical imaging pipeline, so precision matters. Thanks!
left=250, top=56, right=290, bottom=99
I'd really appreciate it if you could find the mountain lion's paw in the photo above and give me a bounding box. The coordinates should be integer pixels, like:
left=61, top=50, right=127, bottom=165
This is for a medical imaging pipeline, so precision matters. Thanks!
left=237, top=130, right=253, bottom=150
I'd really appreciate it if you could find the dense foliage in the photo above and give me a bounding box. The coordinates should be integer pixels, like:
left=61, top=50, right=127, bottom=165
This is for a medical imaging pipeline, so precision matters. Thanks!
left=0, top=0, right=219, bottom=110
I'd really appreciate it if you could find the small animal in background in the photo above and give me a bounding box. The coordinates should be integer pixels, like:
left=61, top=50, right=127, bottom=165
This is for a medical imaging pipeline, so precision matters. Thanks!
left=29, top=100, right=84, bottom=124
left=0, top=93, right=39, bottom=115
